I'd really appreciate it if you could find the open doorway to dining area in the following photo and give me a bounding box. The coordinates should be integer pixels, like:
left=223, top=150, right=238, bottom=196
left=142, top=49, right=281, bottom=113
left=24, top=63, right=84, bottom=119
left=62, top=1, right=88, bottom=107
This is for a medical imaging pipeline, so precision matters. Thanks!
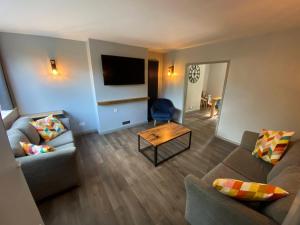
left=183, top=61, right=229, bottom=133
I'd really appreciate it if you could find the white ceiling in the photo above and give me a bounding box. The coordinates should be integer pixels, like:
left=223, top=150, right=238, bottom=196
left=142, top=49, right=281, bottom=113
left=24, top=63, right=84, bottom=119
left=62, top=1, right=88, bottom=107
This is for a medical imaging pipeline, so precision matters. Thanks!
left=1, top=0, right=300, bottom=51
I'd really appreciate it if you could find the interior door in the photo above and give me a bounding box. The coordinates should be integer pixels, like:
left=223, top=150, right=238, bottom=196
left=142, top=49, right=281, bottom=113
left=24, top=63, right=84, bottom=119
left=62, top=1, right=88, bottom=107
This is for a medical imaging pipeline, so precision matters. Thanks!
left=148, top=60, right=159, bottom=121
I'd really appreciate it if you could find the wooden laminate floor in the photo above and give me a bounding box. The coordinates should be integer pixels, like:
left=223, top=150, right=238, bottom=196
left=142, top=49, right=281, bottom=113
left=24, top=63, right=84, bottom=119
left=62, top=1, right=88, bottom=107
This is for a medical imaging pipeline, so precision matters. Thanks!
left=38, top=110, right=236, bottom=225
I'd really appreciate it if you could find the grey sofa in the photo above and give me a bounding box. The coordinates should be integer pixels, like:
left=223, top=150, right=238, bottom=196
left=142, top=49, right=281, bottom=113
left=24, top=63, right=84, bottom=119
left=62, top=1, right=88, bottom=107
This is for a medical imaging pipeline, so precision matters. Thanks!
left=185, top=131, right=300, bottom=225
left=6, top=115, right=80, bottom=201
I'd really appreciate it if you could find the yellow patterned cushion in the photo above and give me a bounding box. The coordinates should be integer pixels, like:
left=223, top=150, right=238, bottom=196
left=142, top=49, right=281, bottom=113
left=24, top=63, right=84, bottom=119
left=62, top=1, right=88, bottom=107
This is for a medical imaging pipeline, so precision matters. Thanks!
left=213, top=179, right=288, bottom=201
left=252, top=129, right=295, bottom=165
left=30, top=115, right=66, bottom=141
left=20, top=142, right=54, bottom=155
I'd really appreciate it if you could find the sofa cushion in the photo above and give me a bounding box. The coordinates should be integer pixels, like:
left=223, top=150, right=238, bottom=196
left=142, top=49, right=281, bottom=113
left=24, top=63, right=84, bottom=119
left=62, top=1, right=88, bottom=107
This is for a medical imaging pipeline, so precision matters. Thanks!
left=12, top=117, right=40, bottom=145
left=252, top=129, right=295, bottom=165
left=202, top=163, right=250, bottom=185
left=213, top=178, right=288, bottom=201
left=261, top=166, right=300, bottom=224
left=30, top=115, right=66, bottom=141
left=240, top=131, right=259, bottom=152
left=267, top=140, right=300, bottom=181
left=20, top=142, right=54, bottom=155
left=223, top=147, right=272, bottom=183
left=43, top=130, right=74, bottom=148
left=7, top=128, right=29, bottom=157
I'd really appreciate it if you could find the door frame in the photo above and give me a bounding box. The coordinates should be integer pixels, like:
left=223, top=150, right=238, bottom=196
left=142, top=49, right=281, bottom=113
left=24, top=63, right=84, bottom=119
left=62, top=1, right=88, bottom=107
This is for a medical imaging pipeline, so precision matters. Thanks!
left=182, top=60, right=231, bottom=134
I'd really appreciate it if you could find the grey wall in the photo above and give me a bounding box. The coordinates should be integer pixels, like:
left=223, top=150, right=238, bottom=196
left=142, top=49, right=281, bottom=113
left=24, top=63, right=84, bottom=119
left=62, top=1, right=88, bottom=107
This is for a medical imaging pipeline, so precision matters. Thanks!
left=0, top=115, right=44, bottom=225
left=87, top=39, right=148, bottom=134
left=206, top=63, right=227, bottom=97
left=162, top=28, right=300, bottom=143
left=0, top=32, right=98, bottom=134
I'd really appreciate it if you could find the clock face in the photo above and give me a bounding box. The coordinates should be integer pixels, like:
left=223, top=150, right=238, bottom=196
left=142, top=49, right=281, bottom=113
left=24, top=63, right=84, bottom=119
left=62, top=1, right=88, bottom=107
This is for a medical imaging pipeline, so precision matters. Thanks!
left=188, top=64, right=200, bottom=83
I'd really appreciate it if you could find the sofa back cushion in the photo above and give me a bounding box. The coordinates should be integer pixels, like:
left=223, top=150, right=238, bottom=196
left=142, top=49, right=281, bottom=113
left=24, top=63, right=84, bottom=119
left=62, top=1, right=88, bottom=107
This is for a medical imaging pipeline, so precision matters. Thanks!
left=267, top=140, right=300, bottom=181
left=7, top=128, right=29, bottom=157
left=12, top=117, right=40, bottom=145
left=223, top=146, right=272, bottom=183
left=261, top=166, right=300, bottom=224
left=240, top=131, right=259, bottom=152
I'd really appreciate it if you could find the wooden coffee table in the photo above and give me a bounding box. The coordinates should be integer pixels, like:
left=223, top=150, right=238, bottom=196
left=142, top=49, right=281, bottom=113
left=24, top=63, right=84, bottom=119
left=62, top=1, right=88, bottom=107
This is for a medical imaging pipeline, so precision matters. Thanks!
left=137, top=122, right=192, bottom=166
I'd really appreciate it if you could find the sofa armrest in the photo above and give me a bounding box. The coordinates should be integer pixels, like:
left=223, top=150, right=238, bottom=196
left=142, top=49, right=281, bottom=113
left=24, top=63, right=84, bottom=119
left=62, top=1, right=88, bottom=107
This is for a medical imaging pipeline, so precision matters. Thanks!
left=168, top=106, right=175, bottom=115
left=184, top=175, right=277, bottom=225
left=16, top=147, right=80, bottom=200
left=240, top=131, right=259, bottom=152
left=283, top=191, right=300, bottom=225
left=60, top=117, right=71, bottom=130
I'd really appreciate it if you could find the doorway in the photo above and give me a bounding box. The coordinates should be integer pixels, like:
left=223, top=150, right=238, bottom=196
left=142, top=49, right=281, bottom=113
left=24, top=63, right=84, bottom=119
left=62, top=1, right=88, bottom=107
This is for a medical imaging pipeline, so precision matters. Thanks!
left=183, top=61, right=229, bottom=132
left=148, top=60, right=159, bottom=121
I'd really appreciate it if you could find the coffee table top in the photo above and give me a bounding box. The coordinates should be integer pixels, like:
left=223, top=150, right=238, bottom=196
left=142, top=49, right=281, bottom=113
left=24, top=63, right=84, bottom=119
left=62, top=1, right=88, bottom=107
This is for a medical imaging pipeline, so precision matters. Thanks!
left=138, top=122, right=191, bottom=147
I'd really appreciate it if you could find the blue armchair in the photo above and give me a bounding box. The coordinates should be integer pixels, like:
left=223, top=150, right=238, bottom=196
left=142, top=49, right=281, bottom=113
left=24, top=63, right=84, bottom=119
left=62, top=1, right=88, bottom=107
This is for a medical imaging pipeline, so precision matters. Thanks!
left=151, top=98, right=175, bottom=126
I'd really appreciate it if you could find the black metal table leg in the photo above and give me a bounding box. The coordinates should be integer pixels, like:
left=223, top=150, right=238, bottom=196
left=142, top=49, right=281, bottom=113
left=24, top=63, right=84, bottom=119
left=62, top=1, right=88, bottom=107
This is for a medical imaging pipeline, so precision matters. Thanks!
left=138, top=135, right=140, bottom=152
left=154, top=146, right=158, bottom=167
left=188, top=131, right=192, bottom=149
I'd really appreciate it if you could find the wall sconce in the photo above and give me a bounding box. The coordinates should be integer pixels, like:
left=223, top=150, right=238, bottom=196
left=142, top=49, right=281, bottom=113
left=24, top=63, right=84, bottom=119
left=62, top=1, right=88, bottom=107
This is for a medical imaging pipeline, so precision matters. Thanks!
left=50, top=59, right=58, bottom=75
left=168, top=65, right=174, bottom=76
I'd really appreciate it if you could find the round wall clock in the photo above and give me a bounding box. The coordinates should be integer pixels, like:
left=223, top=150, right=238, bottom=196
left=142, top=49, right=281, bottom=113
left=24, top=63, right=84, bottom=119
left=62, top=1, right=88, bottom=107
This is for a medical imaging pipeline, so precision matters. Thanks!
left=188, top=64, right=200, bottom=83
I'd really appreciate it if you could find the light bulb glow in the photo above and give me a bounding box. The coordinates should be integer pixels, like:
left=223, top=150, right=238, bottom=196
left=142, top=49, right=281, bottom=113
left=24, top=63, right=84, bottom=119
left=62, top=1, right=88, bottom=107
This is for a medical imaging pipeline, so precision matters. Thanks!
left=52, top=68, right=58, bottom=75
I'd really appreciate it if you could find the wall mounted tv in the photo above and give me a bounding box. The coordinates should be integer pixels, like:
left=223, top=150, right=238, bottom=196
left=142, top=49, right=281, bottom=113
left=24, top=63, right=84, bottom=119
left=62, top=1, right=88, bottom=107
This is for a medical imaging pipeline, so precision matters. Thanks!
left=101, top=55, right=145, bottom=85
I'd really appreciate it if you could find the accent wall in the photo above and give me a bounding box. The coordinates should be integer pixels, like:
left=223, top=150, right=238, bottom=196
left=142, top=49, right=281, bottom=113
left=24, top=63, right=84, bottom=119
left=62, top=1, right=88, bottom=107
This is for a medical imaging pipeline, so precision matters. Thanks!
left=0, top=32, right=98, bottom=134
left=87, top=39, right=148, bottom=134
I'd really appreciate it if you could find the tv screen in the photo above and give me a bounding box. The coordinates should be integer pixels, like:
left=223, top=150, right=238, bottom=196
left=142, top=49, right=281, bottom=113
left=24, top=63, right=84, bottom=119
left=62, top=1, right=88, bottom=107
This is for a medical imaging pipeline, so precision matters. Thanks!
left=101, top=55, right=145, bottom=85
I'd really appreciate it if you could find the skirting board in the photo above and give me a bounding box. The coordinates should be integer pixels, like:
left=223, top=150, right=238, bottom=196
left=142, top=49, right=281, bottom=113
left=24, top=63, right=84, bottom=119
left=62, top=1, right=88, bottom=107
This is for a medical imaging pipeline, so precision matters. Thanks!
left=215, top=133, right=240, bottom=146
left=98, top=120, right=149, bottom=135
left=74, top=129, right=98, bottom=137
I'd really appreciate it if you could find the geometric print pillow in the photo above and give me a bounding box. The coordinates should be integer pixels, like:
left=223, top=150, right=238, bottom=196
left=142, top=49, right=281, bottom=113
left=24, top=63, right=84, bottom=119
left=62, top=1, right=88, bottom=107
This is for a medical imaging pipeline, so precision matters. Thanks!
left=20, top=142, right=54, bottom=155
left=30, top=114, right=66, bottom=141
left=213, top=178, right=289, bottom=201
left=252, top=129, right=295, bottom=165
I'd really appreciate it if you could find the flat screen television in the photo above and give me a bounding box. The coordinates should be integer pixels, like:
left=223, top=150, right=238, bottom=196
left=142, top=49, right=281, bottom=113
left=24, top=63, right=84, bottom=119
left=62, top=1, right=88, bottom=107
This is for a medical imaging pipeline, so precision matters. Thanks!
left=101, top=55, right=145, bottom=85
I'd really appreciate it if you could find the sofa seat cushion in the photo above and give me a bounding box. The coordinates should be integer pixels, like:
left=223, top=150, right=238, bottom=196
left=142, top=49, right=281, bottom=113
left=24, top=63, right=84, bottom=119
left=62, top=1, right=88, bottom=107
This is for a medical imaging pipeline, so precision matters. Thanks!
left=202, top=163, right=250, bottom=185
left=12, top=117, right=40, bottom=145
left=223, top=147, right=272, bottom=183
left=261, top=166, right=300, bottom=224
left=268, top=140, right=300, bottom=181
left=7, top=128, right=29, bottom=157
left=43, top=130, right=74, bottom=148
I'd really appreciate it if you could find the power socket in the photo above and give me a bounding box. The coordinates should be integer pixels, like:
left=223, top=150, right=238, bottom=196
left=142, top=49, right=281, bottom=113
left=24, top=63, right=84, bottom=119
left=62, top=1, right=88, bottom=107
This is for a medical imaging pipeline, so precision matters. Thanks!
left=113, top=108, right=118, bottom=113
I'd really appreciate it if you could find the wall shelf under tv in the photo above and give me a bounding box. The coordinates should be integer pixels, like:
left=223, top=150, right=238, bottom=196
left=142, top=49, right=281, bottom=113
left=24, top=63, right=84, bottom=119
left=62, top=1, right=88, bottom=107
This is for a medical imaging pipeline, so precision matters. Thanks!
left=97, top=97, right=150, bottom=106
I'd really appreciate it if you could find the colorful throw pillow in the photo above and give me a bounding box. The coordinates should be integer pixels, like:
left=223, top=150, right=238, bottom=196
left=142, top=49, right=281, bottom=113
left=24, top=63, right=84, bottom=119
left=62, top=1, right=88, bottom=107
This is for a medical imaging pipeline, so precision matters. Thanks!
left=20, top=142, right=54, bottom=155
left=213, top=178, right=288, bottom=201
left=252, top=129, right=295, bottom=165
left=30, top=115, right=66, bottom=141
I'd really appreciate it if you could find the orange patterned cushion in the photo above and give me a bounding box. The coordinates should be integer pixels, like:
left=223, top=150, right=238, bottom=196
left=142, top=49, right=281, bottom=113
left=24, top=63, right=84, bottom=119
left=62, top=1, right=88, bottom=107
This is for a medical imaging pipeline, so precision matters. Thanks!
left=30, top=115, right=66, bottom=141
left=20, top=142, right=54, bottom=155
left=252, top=129, right=295, bottom=165
left=213, top=179, right=288, bottom=201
